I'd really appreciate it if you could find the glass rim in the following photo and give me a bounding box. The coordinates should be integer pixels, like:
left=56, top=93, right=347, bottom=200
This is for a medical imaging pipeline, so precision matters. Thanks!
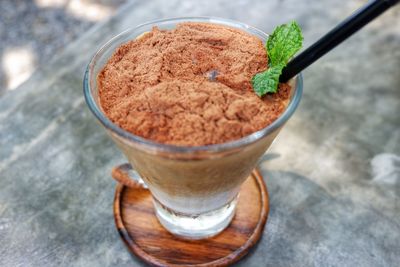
left=83, top=16, right=303, bottom=154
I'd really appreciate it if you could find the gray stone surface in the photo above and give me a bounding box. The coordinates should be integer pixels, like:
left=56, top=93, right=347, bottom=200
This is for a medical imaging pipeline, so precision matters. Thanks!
left=0, top=0, right=399, bottom=266
left=0, top=0, right=127, bottom=93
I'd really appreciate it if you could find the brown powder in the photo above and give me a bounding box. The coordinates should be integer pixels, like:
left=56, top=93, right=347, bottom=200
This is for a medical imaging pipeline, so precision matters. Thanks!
left=98, top=22, right=291, bottom=146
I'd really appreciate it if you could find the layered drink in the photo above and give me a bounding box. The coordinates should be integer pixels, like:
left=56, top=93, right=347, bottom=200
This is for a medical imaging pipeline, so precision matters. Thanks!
left=84, top=18, right=302, bottom=239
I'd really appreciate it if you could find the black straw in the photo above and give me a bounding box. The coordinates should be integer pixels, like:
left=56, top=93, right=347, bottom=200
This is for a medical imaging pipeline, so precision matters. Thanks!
left=280, top=0, right=399, bottom=82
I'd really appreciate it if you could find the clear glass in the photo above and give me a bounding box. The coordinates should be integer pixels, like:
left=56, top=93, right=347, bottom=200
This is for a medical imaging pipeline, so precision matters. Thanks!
left=83, top=17, right=303, bottom=239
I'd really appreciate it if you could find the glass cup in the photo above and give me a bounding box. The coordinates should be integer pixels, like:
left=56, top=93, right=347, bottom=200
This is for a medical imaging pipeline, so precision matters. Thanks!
left=83, top=17, right=303, bottom=239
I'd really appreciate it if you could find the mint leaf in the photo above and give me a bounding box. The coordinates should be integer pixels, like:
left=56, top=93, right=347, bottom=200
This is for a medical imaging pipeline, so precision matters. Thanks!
left=267, top=21, right=303, bottom=66
left=252, top=21, right=303, bottom=97
left=252, top=64, right=284, bottom=96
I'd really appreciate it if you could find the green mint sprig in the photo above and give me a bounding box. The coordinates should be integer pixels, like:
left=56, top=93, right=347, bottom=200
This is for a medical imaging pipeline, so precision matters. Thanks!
left=252, top=21, right=303, bottom=97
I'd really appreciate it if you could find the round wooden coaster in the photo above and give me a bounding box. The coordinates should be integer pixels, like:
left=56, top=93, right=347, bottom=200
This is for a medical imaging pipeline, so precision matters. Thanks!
left=113, top=170, right=269, bottom=267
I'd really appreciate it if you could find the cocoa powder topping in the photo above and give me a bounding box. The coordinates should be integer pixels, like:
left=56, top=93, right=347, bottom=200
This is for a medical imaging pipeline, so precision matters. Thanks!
left=98, top=22, right=290, bottom=146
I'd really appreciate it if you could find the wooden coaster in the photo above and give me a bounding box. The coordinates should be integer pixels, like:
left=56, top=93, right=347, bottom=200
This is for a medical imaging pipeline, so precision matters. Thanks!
left=113, top=170, right=269, bottom=267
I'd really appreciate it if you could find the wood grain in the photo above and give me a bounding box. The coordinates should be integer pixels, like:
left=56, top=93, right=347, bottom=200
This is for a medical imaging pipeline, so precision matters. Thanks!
left=113, top=170, right=269, bottom=267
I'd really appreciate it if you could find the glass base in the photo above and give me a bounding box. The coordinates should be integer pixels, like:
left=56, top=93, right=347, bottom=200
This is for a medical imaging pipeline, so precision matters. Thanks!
left=153, top=196, right=238, bottom=240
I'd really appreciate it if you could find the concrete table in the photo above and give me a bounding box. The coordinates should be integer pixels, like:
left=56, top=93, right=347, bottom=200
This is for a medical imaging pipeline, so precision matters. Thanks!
left=0, top=0, right=399, bottom=266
